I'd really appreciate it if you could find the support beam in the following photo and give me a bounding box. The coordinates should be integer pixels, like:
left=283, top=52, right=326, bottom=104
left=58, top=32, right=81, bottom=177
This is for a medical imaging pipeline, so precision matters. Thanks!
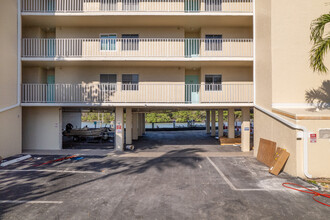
left=125, top=108, right=132, bottom=145
left=132, top=113, right=138, bottom=140
left=142, top=113, right=146, bottom=135
left=211, top=110, right=216, bottom=137
left=115, top=107, right=124, bottom=151
left=228, top=108, right=235, bottom=139
left=206, top=110, right=210, bottom=134
left=241, top=108, right=251, bottom=152
left=218, top=109, right=224, bottom=137
left=139, top=113, right=143, bottom=137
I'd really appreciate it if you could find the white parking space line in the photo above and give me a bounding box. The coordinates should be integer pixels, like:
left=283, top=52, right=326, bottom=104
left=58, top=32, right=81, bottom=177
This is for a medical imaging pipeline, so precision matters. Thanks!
left=206, top=156, right=286, bottom=191
left=0, top=200, right=63, bottom=204
left=0, top=169, right=103, bottom=174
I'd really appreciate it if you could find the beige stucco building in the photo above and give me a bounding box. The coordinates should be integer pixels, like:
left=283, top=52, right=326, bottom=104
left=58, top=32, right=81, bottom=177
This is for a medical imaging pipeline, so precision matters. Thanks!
left=0, top=0, right=329, bottom=178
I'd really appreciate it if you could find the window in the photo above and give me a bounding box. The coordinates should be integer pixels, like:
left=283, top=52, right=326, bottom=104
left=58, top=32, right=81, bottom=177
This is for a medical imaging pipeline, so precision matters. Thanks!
left=205, top=35, right=222, bottom=51
left=122, top=0, right=139, bottom=11
left=122, top=74, right=139, bottom=90
left=122, top=34, right=139, bottom=51
left=205, top=0, right=222, bottom=12
left=205, top=75, right=222, bottom=91
left=100, top=0, right=117, bottom=11
left=100, top=74, right=117, bottom=90
left=100, top=34, right=116, bottom=51
left=100, top=74, right=117, bottom=84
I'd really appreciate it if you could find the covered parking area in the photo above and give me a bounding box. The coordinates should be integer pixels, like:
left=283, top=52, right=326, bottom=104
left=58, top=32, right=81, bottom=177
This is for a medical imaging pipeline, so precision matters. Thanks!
left=115, top=107, right=253, bottom=153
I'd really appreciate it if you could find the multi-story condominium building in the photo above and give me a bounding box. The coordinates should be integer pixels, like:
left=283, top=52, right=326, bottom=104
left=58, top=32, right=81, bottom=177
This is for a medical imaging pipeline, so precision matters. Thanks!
left=0, top=0, right=329, bottom=178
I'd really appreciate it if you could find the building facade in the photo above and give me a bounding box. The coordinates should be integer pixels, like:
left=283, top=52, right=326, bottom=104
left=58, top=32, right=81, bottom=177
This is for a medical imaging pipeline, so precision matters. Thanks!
left=0, top=0, right=329, bottom=178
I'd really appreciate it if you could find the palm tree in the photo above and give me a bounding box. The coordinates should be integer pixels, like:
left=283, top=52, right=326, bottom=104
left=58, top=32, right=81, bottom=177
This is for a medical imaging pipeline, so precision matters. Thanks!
left=310, top=13, right=330, bottom=73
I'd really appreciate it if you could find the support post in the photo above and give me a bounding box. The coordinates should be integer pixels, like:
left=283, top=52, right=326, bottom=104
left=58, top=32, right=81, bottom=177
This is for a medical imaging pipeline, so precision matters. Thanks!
left=218, top=110, right=224, bottom=137
left=211, top=110, right=216, bottom=137
left=126, top=108, right=132, bottom=145
left=241, top=108, right=251, bottom=152
left=142, top=113, right=146, bottom=135
left=115, top=107, right=124, bottom=151
left=139, top=113, right=143, bottom=137
left=206, top=110, right=210, bottom=134
left=228, top=108, right=235, bottom=139
left=132, top=113, right=138, bottom=140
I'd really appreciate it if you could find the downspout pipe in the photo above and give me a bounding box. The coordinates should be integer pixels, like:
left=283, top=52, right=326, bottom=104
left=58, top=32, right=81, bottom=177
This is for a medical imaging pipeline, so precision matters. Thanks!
left=0, top=0, right=21, bottom=114
left=255, top=105, right=312, bottom=179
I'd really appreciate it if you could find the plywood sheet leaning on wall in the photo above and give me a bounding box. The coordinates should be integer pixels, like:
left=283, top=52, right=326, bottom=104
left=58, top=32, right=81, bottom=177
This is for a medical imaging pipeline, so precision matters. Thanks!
left=257, top=138, right=277, bottom=167
left=269, top=148, right=290, bottom=176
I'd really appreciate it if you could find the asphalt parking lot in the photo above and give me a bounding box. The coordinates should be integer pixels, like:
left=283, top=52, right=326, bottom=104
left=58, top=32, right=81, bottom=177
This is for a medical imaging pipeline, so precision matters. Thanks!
left=0, top=150, right=329, bottom=220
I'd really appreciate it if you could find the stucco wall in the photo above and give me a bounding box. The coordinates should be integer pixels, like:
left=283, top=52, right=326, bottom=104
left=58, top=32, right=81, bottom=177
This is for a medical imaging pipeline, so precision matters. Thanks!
left=62, top=112, right=82, bottom=130
left=297, top=119, right=330, bottom=177
left=0, top=107, right=22, bottom=158
left=255, top=0, right=272, bottom=109
left=54, top=66, right=185, bottom=84
left=254, top=108, right=302, bottom=177
left=0, top=0, right=18, bottom=109
left=56, top=27, right=184, bottom=38
left=271, top=0, right=330, bottom=105
left=22, top=107, right=62, bottom=150
left=0, top=0, right=22, bottom=158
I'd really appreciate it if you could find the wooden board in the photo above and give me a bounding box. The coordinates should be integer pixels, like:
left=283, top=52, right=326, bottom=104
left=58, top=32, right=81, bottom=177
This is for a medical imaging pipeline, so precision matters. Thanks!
left=219, top=137, right=241, bottom=145
left=269, top=147, right=290, bottom=175
left=257, top=138, right=276, bottom=167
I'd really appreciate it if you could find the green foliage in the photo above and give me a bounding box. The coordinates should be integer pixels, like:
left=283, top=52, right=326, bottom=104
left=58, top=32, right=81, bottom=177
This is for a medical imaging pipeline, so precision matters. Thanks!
left=310, top=13, right=330, bottom=73
left=81, top=112, right=115, bottom=123
left=81, top=111, right=254, bottom=124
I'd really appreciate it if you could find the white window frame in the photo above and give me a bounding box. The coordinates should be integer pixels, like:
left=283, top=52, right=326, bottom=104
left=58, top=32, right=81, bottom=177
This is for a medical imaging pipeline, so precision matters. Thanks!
left=99, top=33, right=117, bottom=52
left=205, top=74, right=222, bottom=91
left=122, top=73, right=139, bottom=91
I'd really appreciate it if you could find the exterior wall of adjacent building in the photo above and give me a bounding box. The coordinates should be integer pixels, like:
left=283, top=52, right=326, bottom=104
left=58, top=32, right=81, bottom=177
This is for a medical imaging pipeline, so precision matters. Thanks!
left=22, top=107, right=62, bottom=150
left=254, top=0, right=330, bottom=178
left=0, top=0, right=22, bottom=158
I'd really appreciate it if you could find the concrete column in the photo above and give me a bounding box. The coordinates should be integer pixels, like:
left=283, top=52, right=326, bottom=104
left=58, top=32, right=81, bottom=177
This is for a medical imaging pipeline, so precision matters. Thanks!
left=206, top=110, right=210, bottom=134
left=241, top=108, right=251, bottom=152
left=125, top=108, right=132, bottom=145
left=142, top=113, right=146, bottom=134
left=211, top=110, right=216, bottom=137
left=132, top=113, right=138, bottom=140
left=115, top=107, right=124, bottom=151
left=218, top=109, right=224, bottom=137
left=228, top=108, right=235, bottom=139
left=139, top=114, right=143, bottom=137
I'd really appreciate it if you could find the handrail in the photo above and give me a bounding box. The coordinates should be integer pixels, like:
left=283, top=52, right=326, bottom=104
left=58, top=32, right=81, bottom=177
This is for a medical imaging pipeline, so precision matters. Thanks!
left=22, top=38, right=254, bottom=58
left=21, top=83, right=254, bottom=104
left=21, top=0, right=253, bottom=13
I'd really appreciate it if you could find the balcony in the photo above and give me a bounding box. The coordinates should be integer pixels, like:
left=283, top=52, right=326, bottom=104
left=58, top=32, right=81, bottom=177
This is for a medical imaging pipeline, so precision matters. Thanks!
left=21, top=0, right=253, bottom=14
left=22, top=38, right=253, bottom=61
left=21, top=83, right=254, bottom=106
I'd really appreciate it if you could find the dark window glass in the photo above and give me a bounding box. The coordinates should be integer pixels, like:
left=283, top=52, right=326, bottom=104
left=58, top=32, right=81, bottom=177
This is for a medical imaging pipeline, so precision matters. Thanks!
left=205, top=35, right=222, bottom=51
left=205, top=75, right=222, bottom=91
left=122, top=34, right=139, bottom=51
left=100, top=74, right=117, bottom=83
left=122, top=74, right=139, bottom=90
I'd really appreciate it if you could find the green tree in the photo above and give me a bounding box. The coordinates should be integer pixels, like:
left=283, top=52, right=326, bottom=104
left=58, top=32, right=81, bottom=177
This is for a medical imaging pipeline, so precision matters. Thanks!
left=310, top=13, right=330, bottom=73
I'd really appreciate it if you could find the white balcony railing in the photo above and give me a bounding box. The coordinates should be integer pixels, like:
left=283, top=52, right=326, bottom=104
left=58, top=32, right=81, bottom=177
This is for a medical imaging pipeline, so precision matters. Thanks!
left=22, top=38, right=253, bottom=58
left=21, top=83, right=254, bottom=104
left=21, top=0, right=253, bottom=13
